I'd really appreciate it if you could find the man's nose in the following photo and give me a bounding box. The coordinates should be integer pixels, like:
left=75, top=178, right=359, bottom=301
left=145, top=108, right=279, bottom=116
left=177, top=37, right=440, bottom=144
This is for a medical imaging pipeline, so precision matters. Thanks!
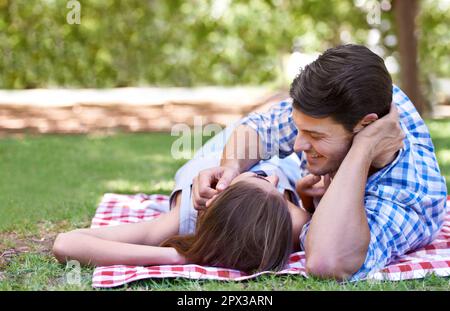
left=293, top=133, right=311, bottom=152
left=266, top=175, right=279, bottom=187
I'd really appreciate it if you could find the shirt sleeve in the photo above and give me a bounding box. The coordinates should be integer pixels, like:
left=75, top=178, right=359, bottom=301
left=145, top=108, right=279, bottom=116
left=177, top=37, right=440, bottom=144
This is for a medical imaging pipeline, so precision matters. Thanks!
left=349, top=197, right=408, bottom=281
left=239, top=100, right=298, bottom=159
left=298, top=195, right=437, bottom=281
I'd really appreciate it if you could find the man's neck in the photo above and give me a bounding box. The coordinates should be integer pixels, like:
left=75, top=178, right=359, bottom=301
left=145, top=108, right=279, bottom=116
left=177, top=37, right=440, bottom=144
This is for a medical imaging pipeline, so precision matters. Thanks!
left=329, top=150, right=399, bottom=180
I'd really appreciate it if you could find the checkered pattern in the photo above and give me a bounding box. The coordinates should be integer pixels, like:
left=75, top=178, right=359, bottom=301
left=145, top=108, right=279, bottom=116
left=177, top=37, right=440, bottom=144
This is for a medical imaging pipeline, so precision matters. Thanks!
left=241, top=85, right=448, bottom=280
left=90, top=193, right=167, bottom=228
left=91, top=193, right=450, bottom=288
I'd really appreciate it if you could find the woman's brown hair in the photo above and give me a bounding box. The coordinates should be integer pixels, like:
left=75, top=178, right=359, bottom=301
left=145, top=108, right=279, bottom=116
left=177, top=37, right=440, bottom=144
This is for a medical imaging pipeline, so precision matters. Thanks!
left=161, top=181, right=293, bottom=273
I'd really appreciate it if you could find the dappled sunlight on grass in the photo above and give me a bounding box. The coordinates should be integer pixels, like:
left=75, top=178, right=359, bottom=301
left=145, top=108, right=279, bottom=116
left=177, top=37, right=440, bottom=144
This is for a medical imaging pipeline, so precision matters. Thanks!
left=104, top=179, right=151, bottom=193
left=436, top=150, right=450, bottom=165
left=144, top=151, right=194, bottom=163
left=147, top=180, right=176, bottom=193
left=137, top=153, right=189, bottom=166
left=104, top=178, right=174, bottom=194
left=427, top=119, right=450, bottom=191
left=436, top=150, right=450, bottom=186
left=0, top=133, right=185, bottom=230
left=427, top=121, right=450, bottom=140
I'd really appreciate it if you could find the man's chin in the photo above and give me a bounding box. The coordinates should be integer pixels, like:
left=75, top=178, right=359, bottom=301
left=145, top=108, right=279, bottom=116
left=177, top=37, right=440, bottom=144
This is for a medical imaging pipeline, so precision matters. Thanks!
left=306, top=163, right=332, bottom=176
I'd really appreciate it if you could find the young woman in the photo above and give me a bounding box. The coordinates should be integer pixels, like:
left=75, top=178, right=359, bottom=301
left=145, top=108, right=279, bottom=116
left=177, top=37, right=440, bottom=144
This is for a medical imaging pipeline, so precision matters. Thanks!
left=53, top=124, right=311, bottom=273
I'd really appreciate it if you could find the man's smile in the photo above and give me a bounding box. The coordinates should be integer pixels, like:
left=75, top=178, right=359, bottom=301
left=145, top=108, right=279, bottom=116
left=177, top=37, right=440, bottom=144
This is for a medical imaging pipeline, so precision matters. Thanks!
left=306, top=151, right=324, bottom=160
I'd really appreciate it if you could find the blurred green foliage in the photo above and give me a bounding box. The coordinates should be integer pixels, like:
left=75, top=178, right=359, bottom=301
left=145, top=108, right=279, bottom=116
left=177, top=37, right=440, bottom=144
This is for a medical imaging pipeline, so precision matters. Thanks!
left=0, top=0, right=448, bottom=89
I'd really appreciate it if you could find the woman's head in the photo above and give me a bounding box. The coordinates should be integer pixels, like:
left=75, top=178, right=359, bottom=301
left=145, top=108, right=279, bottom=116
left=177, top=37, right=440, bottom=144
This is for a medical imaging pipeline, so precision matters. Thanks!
left=161, top=178, right=292, bottom=273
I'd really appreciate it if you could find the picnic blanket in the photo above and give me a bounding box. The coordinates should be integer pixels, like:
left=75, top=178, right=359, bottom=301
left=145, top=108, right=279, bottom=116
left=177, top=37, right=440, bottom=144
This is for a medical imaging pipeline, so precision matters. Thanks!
left=91, top=193, right=450, bottom=288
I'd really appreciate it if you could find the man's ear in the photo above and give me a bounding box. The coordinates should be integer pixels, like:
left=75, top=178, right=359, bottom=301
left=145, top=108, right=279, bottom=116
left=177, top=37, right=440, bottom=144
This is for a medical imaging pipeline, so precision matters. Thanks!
left=352, top=113, right=379, bottom=133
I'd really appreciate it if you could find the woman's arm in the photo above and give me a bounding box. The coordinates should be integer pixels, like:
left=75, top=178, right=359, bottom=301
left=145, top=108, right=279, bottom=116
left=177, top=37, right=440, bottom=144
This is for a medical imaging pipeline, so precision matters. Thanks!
left=52, top=233, right=185, bottom=266
left=53, top=193, right=184, bottom=266
left=284, top=191, right=311, bottom=252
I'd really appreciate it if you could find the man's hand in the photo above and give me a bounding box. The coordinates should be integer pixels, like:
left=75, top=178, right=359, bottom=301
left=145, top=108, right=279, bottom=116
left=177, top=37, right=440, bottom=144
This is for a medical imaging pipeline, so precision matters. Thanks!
left=353, top=102, right=405, bottom=168
left=296, top=174, right=331, bottom=213
left=192, top=166, right=240, bottom=210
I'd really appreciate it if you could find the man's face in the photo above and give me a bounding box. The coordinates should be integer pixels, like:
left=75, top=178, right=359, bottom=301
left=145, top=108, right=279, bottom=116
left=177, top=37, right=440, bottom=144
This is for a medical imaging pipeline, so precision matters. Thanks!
left=292, top=109, right=354, bottom=176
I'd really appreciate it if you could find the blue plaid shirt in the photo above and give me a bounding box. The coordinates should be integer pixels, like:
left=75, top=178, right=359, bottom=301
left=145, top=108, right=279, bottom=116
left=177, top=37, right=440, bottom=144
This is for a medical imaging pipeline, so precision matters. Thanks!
left=240, top=85, right=448, bottom=281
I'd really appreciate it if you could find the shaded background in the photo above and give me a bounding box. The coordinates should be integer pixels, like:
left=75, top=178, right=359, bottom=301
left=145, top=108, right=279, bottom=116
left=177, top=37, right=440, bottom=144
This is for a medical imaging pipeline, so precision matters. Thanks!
left=0, top=0, right=449, bottom=116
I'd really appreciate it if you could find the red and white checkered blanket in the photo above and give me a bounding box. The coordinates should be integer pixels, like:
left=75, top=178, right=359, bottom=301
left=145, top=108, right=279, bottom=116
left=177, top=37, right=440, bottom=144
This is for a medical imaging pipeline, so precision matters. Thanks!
left=91, top=193, right=450, bottom=288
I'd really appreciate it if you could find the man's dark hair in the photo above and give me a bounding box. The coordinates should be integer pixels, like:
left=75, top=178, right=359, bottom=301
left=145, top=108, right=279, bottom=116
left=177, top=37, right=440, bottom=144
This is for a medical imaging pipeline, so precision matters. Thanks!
left=289, top=44, right=393, bottom=132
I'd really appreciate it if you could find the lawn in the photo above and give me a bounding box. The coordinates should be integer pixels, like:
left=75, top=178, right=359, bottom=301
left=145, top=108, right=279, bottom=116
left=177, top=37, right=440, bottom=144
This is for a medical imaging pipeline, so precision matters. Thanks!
left=1, top=120, right=449, bottom=291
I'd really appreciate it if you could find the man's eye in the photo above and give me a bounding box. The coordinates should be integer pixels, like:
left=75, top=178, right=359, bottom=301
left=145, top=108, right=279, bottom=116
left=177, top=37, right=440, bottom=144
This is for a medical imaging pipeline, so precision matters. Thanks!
left=253, top=170, right=268, bottom=177
left=309, top=134, right=321, bottom=139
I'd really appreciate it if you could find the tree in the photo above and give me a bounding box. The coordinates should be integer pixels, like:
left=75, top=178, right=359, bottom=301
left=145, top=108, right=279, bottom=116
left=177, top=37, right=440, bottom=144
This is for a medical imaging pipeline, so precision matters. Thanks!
left=393, top=0, right=426, bottom=115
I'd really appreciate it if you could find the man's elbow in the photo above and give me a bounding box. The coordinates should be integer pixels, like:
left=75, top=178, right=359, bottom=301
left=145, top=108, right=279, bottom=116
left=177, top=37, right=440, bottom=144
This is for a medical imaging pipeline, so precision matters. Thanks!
left=305, top=255, right=363, bottom=281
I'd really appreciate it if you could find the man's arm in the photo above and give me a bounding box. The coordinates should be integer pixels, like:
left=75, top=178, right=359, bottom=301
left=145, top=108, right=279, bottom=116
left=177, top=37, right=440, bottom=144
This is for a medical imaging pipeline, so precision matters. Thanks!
left=304, top=103, right=404, bottom=280
left=194, top=125, right=263, bottom=208
left=304, top=144, right=371, bottom=280
left=193, top=101, right=298, bottom=209
left=220, top=124, right=263, bottom=172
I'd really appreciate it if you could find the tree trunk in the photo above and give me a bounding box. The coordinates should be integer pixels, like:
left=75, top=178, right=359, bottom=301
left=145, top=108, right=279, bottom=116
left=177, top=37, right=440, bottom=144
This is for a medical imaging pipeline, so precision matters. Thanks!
left=393, top=0, right=425, bottom=115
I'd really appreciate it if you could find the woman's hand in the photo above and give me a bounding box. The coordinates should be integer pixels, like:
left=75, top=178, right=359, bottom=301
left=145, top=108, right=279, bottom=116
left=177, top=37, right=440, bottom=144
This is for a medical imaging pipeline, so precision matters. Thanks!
left=295, top=174, right=331, bottom=213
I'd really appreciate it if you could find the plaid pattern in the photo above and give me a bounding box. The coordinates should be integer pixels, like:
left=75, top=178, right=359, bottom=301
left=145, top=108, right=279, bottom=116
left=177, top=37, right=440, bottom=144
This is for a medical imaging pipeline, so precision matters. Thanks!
left=90, top=193, right=167, bottom=228
left=91, top=193, right=450, bottom=288
left=241, top=85, right=448, bottom=280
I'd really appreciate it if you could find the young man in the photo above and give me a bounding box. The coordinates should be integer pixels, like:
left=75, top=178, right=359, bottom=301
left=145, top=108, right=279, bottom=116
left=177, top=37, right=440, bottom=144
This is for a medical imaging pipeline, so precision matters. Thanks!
left=191, top=44, right=447, bottom=281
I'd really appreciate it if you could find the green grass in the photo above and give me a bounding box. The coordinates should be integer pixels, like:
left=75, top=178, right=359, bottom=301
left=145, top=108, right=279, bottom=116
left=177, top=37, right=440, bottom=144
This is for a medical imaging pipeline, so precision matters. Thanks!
left=426, top=119, right=450, bottom=191
left=1, top=252, right=449, bottom=291
left=0, top=133, right=188, bottom=233
left=1, top=120, right=449, bottom=291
